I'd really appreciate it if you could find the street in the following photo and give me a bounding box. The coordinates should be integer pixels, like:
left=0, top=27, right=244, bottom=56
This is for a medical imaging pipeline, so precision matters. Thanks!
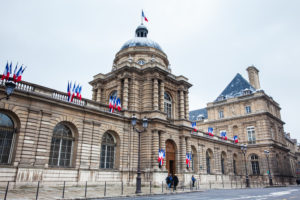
left=105, top=186, right=300, bottom=200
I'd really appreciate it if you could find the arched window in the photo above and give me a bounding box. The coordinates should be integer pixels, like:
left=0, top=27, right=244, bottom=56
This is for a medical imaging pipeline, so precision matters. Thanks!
left=49, top=123, right=74, bottom=167
left=251, top=154, right=260, bottom=175
left=206, top=151, right=211, bottom=174
left=100, top=132, right=116, bottom=169
left=164, top=92, right=172, bottom=118
left=0, top=113, right=15, bottom=164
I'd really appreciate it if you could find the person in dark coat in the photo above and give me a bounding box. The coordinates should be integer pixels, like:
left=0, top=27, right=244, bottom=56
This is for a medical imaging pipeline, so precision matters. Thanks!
left=173, top=174, right=179, bottom=190
left=166, top=174, right=173, bottom=188
left=191, top=175, right=196, bottom=187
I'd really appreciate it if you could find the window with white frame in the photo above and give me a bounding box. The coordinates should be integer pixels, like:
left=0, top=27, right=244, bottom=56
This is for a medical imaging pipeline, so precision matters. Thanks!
left=100, top=132, right=116, bottom=169
left=245, top=106, right=251, bottom=114
left=49, top=123, right=74, bottom=167
left=218, top=110, right=224, bottom=119
left=164, top=92, right=172, bottom=118
left=247, top=126, right=256, bottom=144
left=0, top=113, right=16, bottom=164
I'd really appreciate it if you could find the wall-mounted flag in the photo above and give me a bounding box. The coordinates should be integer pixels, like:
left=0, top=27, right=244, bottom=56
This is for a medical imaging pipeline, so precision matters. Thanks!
left=186, top=153, right=191, bottom=168
left=234, top=135, right=239, bottom=143
left=1, top=62, right=26, bottom=82
left=191, top=122, right=197, bottom=132
left=67, top=82, right=82, bottom=102
left=208, top=127, right=214, bottom=136
left=158, top=149, right=165, bottom=166
left=220, top=131, right=228, bottom=140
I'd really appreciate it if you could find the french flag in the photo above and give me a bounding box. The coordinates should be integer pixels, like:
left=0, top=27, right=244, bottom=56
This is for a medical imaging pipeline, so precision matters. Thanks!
left=116, top=98, right=121, bottom=111
left=142, top=10, right=148, bottom=22
left=6, top=62, right=12, bottom=80
left=109, top=96, right=113, bottom=110
left=191, top=122, right=197, bottom=132
left=70, top=82, right=76, bottom=102
left=67, top=81, right=71, bottom=101
left=208, top=127, right=214, bottom=136
left=186, top=153, right=191, bottom=168
left=16, top=66, right=26, bottom=82
left=78, top=86, right=82, bottom=100
left=1, top=62, right=8, bottom=80
left=234, top=135, right=239, bottom=143
left=221, top=131, right=228, bottom=140
left=13, top=63, right=18, bottom=82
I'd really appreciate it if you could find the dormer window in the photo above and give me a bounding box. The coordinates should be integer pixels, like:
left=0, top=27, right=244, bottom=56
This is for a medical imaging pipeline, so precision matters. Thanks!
left=243, top=89, right=252, bottom=95
left=217, top=95, right=226, bottom=101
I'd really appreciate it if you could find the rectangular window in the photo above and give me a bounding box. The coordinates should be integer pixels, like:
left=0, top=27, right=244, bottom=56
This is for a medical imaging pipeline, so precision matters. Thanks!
left=219, top=110, right=224, bottom=119
left=247, top=126, right=256, bottom=144
left=245, top=106, right=251, bottom=114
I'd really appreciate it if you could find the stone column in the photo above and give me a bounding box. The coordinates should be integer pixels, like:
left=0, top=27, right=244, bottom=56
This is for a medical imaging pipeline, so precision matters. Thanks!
left=92, top=88, right=97, bottom=101
left=117, top=79, right=121, bottom=98
left=132, top=79, right=139, bottom=111
left=96, top=88, right=101, bottom=103
left=123, top=78, right=129, bottom=110
left=160, top=81, right=164, bottom=112
left=152, top=130, right=159, bottom=169
left=185, top=91, right=189, bottom=120
left=153, top=79, right=159, bottom=110
left=179, top=90, right=185, bottom=119
left=180, top=136, right=187, bottom=172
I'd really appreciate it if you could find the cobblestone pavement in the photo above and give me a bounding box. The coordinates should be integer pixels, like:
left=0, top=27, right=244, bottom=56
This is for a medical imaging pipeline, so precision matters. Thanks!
left=108, top=186, right=300, bottom=200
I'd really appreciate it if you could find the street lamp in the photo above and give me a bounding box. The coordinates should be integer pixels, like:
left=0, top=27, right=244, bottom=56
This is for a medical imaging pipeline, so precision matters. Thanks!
left=131, top=114, right=148, bottom=194
left=0, top=78, right=16, bottom=100
left=264, top=150, right=273, bottom=186
left=241, top=144, right=250, bottom=188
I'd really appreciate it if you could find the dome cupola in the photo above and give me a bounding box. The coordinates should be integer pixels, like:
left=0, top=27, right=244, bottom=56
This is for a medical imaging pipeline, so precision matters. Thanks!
left=135, top=24, right=148, bottom=37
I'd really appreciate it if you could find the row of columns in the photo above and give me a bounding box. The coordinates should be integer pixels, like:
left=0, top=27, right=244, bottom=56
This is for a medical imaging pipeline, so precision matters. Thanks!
left=153, top=78, right=165, bottom=112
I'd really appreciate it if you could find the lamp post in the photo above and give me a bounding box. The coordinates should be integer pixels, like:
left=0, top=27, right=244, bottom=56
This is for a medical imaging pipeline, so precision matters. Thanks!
left=241, top=144, right=250, bottom=188
left=0, top=78, right=16, bottom=100
left=131, top=114, right=148, bottom=194
left=264, top=150, right=273, bottom=186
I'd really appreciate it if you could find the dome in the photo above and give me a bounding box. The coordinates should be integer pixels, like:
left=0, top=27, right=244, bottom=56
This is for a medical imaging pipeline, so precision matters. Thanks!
left=120, top=24, right=163, bottom=52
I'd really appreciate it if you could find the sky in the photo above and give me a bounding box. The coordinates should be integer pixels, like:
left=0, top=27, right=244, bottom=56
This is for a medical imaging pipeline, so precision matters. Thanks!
left=1, top=0, right=299, bottom=141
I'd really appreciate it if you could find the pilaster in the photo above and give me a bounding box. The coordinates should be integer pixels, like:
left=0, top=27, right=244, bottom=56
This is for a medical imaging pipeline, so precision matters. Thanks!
left=153, top=79, right=159, bottom=110
left=123, top=78, right=129, bottom=110
left=160, top=81, right=164, bottom=112
left=185, top=91, right=189, bottom=120
left=179, top=90, right=185, bottom=119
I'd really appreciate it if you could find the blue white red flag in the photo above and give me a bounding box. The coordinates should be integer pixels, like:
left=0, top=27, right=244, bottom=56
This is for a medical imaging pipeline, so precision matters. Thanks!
left=16, top=66, right=26, bottom=82
left=13, top=63, right=18, bottom=82
left=158, top=149, right=165, bottom=166
left=186, top=153, right=191, bottom=168
left=70, top=82, right=76, bottom=102
left=234, top=135, right=238, bottom=143
left=67, top=81, right=71, bottom=101
left=220, top=131, right=228, bottom=140
left=78, top=86, right=82, bottom=100
left=208, top=127, right=214, bottom=136
left=142, top=10, right=148, bottom=22
left=116, top=98, right=122, bottom=111
left=191, top=122, right=197, bottom=132
left=1, top=62, right=8, bottom=80
left=6, top=62, right=12, bottom=80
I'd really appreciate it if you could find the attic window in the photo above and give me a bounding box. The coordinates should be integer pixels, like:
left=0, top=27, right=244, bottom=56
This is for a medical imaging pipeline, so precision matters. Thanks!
left=197, top=114, right=204, bottom=121
left=243, top=89, right=252, bottom=95
left=217, top=95, right=226, bottom=101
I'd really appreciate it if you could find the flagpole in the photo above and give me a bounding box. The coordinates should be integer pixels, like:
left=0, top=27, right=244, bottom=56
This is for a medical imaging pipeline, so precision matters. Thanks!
left=141, top=9, right=143, bottom=24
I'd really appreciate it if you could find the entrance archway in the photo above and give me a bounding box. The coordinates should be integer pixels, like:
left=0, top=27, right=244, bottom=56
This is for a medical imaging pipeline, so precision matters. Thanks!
left=166, top=140, right=176, bottom=175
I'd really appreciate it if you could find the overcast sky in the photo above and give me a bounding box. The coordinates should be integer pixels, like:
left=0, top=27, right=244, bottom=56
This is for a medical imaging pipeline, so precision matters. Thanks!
left=1, top=0, right=299, bottom=141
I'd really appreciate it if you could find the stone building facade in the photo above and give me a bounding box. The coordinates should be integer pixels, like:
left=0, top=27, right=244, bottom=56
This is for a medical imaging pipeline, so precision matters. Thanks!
left=0, top=24, right=297, bottom=187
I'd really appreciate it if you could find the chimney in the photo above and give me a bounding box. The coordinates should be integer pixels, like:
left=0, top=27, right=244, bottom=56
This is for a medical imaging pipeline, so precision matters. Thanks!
left=246, top=66, right=260, bottom=90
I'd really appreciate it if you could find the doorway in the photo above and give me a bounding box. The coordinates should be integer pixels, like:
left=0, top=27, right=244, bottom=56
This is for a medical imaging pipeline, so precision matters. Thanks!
left=166, top=140, right=176, bottom=175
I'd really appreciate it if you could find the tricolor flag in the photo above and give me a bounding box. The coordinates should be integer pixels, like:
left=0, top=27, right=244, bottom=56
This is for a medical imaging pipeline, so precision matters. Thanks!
left=70, top=82, right=76, bottom=102
left=78, top=86, right=82, bottom=100
left=142, top=10, right=148, bottom=22
left=234, top=135, right=238, bottom=143
left=1, top=62, right=9, bottom=80
left=208, top=127, right=214, bottom=136
left=186, top=153, right=191, bottom=168
left=67, top=81, right=71, bottom=101
left=13, top=63, right=18, bottom=82
left=16, top=66, right=26, bottom=82
left=109, top=96, right=113, bottom=110
left=158, top=149, right=165, bottom=166
left=191, top=122, right=197, bottom=132
left=116, top=98, right=122, bottom=111
left=6, top=62, right=12, bottom=80
left=220, top=131, right=228, bottom=140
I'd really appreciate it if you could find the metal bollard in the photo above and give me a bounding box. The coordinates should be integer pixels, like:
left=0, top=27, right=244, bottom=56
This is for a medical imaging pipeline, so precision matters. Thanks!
left=162, top=181, right=163, bottom=193
left=209, top=182, right=211, bottom=189
left=104, top=181, right=106, bottom=196
left=121, top=181, right=123, bottom=195
left=150, top=181, right=152, bottom=194
left=36, top=181, right=40, bottom=200
left=85, top=181, right=87, bottom=198
left=4, top=181, right=9, bottom=200
left=62, top=181, right=65, bottom=198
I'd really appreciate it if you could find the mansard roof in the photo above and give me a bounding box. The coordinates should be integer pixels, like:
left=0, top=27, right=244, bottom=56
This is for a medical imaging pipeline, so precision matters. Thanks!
left=189, top=108, right=208, bottom=121
left=215, top=73, right=256, bottom=102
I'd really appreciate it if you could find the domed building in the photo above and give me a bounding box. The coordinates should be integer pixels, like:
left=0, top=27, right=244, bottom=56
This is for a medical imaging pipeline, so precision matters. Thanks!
left=0, top=23, right=297, bottom=189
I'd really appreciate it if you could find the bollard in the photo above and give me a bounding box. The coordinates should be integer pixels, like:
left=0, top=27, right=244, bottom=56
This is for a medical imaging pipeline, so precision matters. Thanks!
left=162, top=181, right=163, bottom=193
left=121, top=181, right=123, bottom=195
left=85, top=181, right=87, bottom=198
left=62, top=181, right=65, bottom=198
left=240, top=180, right=242, bottom=188
left=183, top=185, right=184, bottom=191
left=36, top=181, right=40, bottom=200
left=236, top=179, right=237, bottom=188
left=150, top=181, right=152, bottom=194
left=104, top=181, right=106, bottom=196
left=4, top=181, right=9, bottom=200
left=209, top=182, right=211, bottom=189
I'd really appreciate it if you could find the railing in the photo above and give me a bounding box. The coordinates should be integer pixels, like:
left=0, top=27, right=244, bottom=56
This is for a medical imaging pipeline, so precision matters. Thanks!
left=0, top=79, right=123, bottom=116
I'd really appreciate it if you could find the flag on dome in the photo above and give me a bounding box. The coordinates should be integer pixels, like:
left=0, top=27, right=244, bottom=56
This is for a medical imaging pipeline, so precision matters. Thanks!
left=142, top=10, right=148, bottom=22
left=220, top=131, right=228, bottom=140
left=191, top=122, right=197, bottom=132
left=208, top=127, right=214, bottom=136
left=234, top=135, right=239, bottom=143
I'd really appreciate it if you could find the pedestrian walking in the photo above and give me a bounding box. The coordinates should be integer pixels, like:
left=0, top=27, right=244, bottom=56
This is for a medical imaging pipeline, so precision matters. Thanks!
left=192, top=175, right=196, bottom=187
left=173, top=174, right=179, bottom=190
left=166, top=174, right=173, bottom=189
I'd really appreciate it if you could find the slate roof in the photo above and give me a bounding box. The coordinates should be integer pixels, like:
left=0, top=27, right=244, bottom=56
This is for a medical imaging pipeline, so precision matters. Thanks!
left=215, top=73, right=256, bottom=102
left=189, top=108, right=208, bottom=121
